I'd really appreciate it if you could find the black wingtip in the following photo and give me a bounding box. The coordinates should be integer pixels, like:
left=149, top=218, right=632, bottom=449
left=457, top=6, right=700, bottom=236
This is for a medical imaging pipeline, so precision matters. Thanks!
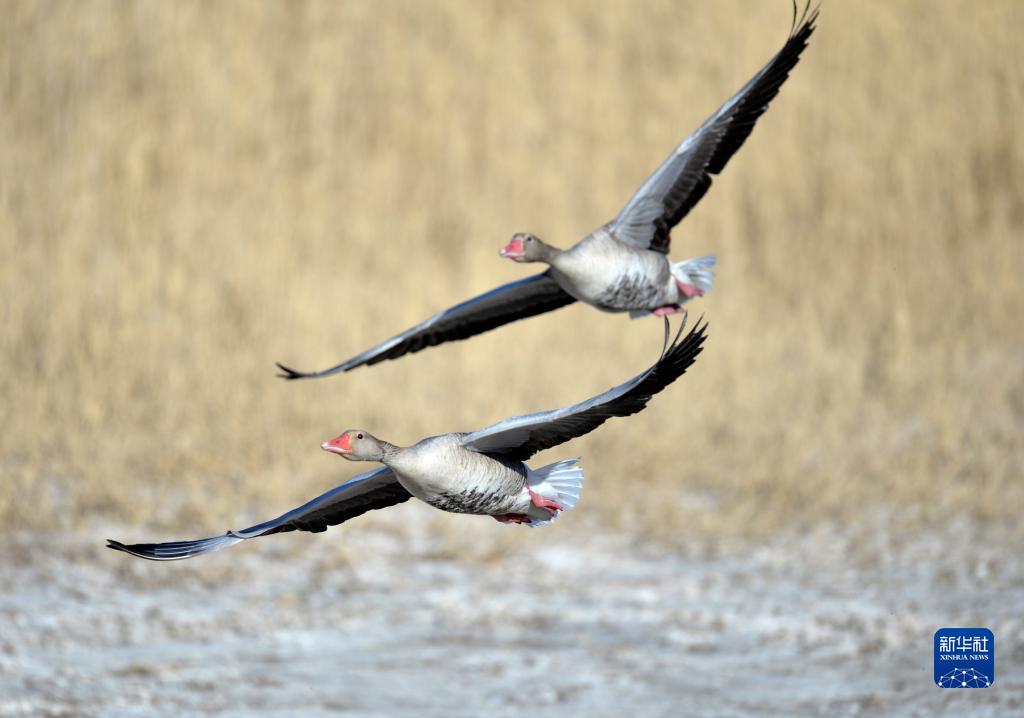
left=275, top=360, right=355, bottom=380
left=275, top=362, right=309, bottom=380
left=668, top=314, right=707, bottom=350
left=106, top=538, right=152, bottom=559
left=660, top=315, right=708, bottom=371
left=792, top=0, right=820, bottom=38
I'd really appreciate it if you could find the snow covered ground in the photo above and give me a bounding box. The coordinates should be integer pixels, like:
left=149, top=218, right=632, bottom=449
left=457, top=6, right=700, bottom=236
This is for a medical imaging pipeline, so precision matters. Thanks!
left=2, top=514, right=1021, bottom=717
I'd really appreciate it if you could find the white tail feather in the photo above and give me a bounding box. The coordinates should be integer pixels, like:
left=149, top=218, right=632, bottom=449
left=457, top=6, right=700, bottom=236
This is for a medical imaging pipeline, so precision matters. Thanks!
left=525, top=458, right=584, bottom=528
left=671, top=254, right=716, bottom=295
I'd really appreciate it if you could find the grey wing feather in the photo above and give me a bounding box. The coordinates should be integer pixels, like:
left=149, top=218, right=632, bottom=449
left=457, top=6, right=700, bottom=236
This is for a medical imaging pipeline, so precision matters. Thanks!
left=462, top=319, right=708, bottom=462
left=106, top=467, right=410, bottom=561
left=610, top=4, right=818, bottom=254
left=276, top=271, right=575, bottom=380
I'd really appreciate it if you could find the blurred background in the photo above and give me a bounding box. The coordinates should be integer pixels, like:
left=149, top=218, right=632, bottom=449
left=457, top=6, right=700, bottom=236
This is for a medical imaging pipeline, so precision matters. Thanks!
left=2, top=0, right=1020, bottom=540
left=1, top=1, right=1022, bottom=714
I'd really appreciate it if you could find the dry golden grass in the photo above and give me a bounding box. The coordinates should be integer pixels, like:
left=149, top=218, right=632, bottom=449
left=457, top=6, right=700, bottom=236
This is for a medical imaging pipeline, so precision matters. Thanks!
left=1, top=0, right=1021, bottom=542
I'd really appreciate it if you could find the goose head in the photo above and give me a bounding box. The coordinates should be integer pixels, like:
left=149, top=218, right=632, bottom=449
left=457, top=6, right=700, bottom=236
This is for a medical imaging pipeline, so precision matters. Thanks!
left=322, top=430, right=390, bottom=462
left=500, top=232, right=550, bottom=263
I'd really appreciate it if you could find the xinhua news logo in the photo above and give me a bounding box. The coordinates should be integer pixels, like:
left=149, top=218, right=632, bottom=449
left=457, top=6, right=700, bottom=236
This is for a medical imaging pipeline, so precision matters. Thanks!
left=934, top=628, right=994, bottom=688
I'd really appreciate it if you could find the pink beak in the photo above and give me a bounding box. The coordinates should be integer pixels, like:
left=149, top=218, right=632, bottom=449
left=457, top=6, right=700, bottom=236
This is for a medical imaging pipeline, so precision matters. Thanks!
left=321, top=433, right=351, bottom=456
left=499, top=237, right=524, bottom=259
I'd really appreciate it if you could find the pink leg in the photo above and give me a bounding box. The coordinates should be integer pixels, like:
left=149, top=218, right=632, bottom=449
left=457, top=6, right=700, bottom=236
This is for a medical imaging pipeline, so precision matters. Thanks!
left=492, top=513, right=531, bottom=524
left=652, top=304, right=685, bottom=317
left=526, top=485, right=563, bottom=515
left=675, top=278, right=705, bottom=298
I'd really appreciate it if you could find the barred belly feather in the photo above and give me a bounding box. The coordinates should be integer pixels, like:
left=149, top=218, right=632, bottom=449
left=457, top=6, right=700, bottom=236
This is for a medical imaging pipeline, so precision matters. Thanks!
left=430, top=486, right=517, bottom=514
left=428, top=455, right=528, bottom=514
left=596, top=272, right=664, bottom=311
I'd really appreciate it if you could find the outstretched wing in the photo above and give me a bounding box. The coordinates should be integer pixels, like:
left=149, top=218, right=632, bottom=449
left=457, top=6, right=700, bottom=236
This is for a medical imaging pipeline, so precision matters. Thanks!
left=277, top=271, right=575, bottom=380
left=462, top=319, right=708, bottom=461
left=608, top=3, right=818, bottom=254
left=107, top=467, right=410, bottom=561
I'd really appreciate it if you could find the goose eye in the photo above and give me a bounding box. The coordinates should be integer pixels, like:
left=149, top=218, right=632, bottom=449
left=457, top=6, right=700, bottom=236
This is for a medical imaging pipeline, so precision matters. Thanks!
left=356, top=433, right=364, bottom=440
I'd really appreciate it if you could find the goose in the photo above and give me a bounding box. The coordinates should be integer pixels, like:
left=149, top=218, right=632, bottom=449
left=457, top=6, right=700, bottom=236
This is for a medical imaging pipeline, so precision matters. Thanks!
left=275, top=5, right=816, bottom=381
left=107, top=320, right=707, bottom=560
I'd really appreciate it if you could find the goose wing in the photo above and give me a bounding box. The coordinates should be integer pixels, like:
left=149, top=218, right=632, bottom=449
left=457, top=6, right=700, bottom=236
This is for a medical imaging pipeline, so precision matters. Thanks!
left=277, top=271, right=575, bottom=380
left=462, top=319, right=707, bottom=462
left=107, top=467, right=409, bottom=561
left=608, top=4, right=818, bottom=254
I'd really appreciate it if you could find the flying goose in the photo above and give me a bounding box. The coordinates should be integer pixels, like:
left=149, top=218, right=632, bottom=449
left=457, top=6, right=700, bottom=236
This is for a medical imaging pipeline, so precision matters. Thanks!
left=275, top=5, right=816, bottom=381
left=108, top=320, right=707, bottom=560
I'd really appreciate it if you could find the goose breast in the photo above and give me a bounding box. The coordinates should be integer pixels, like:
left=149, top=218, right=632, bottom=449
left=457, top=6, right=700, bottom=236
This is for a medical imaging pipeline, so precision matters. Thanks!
left=385, top=435, right=529, bottom=515
left=551, top=231, right=674, bottom=311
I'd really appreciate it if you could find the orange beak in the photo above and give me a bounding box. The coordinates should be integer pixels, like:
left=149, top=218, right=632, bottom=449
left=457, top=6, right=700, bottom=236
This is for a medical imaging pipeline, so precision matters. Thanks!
left=499, top=237, right=524, bottom=259
left=321, top=433, right=352, bottom=456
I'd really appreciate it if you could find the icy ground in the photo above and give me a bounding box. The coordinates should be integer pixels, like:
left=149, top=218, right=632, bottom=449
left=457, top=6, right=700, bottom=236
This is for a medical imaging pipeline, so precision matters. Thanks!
left=1, top=514, right=1021, bottom=717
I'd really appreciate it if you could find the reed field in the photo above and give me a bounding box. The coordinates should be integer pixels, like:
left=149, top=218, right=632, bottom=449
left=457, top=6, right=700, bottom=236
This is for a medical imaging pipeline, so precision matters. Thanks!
left=1, top=0, right=1021, bottom=545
